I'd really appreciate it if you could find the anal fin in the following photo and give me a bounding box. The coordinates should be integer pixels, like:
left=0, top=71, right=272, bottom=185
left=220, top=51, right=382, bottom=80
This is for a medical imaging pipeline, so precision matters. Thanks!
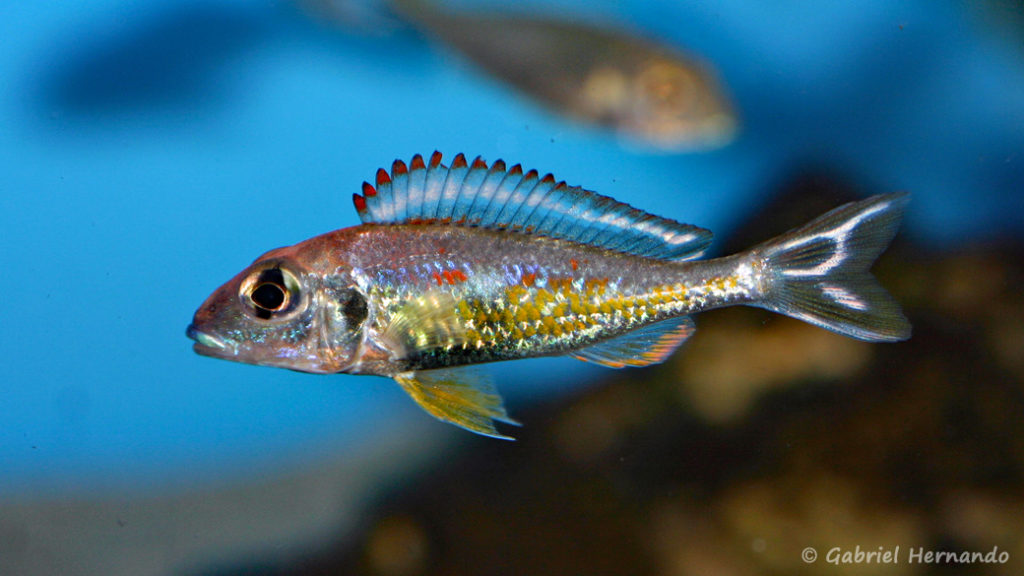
left=395, top=368, right=520, bottom=440
left=570, top=316, right=696, bottom=368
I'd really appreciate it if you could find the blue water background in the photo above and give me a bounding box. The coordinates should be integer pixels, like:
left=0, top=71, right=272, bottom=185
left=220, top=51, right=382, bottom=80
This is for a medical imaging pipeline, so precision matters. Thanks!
left=2, top=0, right=1023, bottom=496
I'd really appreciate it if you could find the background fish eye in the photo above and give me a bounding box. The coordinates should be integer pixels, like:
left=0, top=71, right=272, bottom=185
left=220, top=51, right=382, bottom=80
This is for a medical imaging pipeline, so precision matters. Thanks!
left=240, top=265, right=303, bottom=320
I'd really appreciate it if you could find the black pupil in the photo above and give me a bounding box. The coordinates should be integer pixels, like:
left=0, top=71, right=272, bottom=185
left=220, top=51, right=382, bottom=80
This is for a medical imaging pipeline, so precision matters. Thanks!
left=251, top=282, right=286, bottom=311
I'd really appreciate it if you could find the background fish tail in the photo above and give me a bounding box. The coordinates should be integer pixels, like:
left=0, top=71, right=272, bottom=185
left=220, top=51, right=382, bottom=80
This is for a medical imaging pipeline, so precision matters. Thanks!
left=753, top=193, right=911, bottom=342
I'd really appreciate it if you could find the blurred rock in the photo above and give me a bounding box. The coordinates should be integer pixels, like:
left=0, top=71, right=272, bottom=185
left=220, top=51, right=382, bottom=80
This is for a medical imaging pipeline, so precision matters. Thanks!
left=364, top=515, right=429, bottom=576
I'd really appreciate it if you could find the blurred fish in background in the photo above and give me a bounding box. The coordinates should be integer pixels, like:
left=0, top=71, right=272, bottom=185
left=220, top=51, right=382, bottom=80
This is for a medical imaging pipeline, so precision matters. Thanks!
left=965, top=0, right=1024, bottom=49
left=39, top=3, right=269, bottom=120
left=303, top=0, right=738, bottom=151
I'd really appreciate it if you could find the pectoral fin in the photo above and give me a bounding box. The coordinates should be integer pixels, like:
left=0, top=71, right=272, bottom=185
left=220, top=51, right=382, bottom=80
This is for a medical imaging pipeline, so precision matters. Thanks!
left=382, top=291, right=467, bottom=360
left=395, top=368, right=520, bottom=440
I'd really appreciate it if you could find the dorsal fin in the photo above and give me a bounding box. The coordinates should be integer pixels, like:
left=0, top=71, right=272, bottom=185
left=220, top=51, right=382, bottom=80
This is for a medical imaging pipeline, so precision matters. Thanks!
left=354, top=152, right=713, bottom=261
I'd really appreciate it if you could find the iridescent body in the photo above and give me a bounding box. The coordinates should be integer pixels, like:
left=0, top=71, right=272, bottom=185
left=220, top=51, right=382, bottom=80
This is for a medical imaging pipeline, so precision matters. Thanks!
left=188, top=152, right=910, bottom=438
left=390, top=0, right=736, bottom=151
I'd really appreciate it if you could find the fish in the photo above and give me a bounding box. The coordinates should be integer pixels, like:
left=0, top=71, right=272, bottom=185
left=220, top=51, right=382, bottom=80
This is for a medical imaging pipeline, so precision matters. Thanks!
left=388, top=0, right=737, bottom=151
left=187, top=152, right=910, bottom=439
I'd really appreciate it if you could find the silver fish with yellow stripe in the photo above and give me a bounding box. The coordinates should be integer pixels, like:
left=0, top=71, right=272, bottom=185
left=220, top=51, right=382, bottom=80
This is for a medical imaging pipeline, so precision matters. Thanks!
left=187, top=152, right=910, bottom=438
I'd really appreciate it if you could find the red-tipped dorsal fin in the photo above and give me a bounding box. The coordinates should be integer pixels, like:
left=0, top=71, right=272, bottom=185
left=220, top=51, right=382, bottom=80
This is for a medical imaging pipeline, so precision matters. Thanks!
left=352, top=193, right=367, bottom=213
left=354, top=153, right=713, bottom=263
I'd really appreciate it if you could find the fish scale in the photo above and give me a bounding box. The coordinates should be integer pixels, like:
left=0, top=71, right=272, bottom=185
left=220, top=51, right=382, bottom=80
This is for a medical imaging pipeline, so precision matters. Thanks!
left=189, top=152, right=910, bottom=439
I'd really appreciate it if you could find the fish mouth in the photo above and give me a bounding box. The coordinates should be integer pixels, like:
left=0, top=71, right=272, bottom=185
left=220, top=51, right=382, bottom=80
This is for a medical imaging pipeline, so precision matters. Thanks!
left=186, top=324, right=234, bottom=357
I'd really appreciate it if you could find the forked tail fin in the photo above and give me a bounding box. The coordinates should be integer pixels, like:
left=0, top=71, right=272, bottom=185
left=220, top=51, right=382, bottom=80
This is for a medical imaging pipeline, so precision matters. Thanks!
left=753, top=192, right=911, bottom=342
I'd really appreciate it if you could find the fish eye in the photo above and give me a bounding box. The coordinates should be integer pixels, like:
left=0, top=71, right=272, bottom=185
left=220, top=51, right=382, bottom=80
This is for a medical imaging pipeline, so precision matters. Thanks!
left=638, top=61, right=697, bottom=110
left=241, top=265, right=304, bottom=320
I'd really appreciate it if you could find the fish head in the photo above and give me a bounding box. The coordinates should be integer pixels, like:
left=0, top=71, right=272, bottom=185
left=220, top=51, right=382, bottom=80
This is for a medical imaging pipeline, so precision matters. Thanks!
left=621, top=55, right=737, bottom=151
left=187, top=245, right=369, bottom=374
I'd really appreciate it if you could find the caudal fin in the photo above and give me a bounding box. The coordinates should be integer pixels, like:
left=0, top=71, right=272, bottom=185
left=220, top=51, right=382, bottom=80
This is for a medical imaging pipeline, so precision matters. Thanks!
left=754, top=192, right=911, bottom=342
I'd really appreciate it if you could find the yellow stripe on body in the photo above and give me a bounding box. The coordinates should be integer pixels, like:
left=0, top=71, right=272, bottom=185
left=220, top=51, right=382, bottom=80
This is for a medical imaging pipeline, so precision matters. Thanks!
left=453, top=273, right=748, bottom=350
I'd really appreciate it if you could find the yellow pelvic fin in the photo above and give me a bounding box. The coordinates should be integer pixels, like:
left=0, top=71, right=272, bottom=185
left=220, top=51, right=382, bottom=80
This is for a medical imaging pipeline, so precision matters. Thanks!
left=395, top=368, right=520, bottom=440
